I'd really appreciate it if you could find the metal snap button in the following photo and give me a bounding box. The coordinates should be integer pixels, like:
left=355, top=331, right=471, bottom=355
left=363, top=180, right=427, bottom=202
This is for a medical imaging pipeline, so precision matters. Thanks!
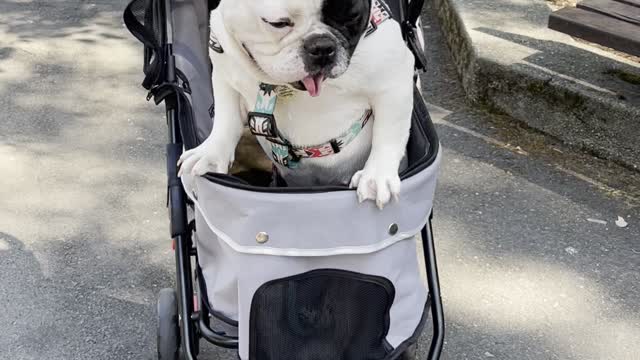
left=388, top=223, right=399, bottom=235
left=256, top=232, right=269, bottom=244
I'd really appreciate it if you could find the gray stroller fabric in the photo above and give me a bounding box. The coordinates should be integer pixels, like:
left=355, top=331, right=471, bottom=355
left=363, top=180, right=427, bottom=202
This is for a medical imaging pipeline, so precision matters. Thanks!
left=172, top=0, right=213, bottom=144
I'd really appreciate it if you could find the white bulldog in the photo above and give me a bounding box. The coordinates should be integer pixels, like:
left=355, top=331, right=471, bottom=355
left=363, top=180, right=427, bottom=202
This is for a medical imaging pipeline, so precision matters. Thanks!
left=178, top=0, right=416, bottom=209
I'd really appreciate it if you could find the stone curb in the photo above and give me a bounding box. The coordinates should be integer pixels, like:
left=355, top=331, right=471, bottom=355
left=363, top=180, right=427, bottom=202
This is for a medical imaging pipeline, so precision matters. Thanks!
left=432, top=0, right=640, bottom=171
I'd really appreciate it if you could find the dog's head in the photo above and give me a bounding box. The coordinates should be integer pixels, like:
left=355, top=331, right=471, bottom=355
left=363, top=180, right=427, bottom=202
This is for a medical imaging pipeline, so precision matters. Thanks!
left=223, top=0, right=372, bottom=97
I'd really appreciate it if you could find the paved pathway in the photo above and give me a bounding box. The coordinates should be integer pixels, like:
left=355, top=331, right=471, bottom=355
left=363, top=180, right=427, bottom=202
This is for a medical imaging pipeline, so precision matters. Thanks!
left=0, top=1, right=638, bottom=359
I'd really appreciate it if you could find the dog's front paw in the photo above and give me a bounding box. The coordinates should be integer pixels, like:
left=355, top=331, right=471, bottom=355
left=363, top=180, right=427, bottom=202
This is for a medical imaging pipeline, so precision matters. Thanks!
left=350, top=165, right=401, bottom=210
left=178, top=142, right=234, bottom=177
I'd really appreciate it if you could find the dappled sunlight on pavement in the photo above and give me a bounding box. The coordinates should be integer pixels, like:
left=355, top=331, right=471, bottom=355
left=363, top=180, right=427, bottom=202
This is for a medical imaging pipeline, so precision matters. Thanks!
left=0, top=1, right=176, bottom=359
left=1, top=1, right=638, bottom=360
left=430, top=145, right=640, bottom=359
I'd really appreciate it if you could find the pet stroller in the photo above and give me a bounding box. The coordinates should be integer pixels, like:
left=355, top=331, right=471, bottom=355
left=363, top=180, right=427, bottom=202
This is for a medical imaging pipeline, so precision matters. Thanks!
left=123, top=0, right=444, bottom=359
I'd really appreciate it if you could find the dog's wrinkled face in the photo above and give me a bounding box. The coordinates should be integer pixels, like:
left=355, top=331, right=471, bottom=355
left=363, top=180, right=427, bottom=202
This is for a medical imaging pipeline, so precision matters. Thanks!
left=225, top=0, right=371, bottom=97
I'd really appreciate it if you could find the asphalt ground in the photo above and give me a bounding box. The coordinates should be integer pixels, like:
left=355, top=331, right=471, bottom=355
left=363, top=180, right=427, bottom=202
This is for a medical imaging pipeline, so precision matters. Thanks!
left=0, top=1, right=638, bottom=359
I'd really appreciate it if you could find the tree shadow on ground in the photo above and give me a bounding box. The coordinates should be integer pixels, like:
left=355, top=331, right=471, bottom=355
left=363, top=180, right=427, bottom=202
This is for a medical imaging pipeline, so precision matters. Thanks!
left=0, top=1, right=197, bottom=359
left=0, top=0, right=128, bottom=42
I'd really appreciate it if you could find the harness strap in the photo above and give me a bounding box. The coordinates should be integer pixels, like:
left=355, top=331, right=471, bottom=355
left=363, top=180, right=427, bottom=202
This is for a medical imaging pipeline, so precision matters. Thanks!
left=366, top=0, right=394, bottom=36
left=248, top=85, right=373, bottom=168
left=290, top=110, right=373, bottom=159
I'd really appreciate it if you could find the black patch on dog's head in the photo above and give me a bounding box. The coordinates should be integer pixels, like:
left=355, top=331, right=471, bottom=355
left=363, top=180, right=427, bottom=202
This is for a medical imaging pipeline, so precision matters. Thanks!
left=321, top=0, right=372, bottom=55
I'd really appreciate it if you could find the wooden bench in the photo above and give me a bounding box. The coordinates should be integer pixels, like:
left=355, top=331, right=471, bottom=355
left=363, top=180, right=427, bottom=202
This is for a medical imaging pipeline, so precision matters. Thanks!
left=549, top=0, right=640, bottom=56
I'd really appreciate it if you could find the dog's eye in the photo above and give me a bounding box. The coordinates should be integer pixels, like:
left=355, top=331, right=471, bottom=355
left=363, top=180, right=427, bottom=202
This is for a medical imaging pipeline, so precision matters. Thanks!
left=262, top=18, right=294, bottom=29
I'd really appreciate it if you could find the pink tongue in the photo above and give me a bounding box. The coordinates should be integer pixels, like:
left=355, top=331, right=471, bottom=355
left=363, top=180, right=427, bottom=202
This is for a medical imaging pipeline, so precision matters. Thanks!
left=301, top=75, right=324, bottom=97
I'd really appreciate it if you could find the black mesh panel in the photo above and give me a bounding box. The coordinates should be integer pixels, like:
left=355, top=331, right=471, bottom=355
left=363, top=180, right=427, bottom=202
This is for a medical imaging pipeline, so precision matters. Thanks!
left=250, top=270, right=395, bottom=360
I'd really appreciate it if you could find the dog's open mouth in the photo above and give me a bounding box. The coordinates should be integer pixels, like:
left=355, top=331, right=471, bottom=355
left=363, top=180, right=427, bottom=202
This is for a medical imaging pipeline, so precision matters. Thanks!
left=290, top=74, right=325, bottom=97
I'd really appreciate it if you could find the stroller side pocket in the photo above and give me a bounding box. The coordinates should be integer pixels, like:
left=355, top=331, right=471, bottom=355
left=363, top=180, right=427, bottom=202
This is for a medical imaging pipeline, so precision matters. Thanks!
left=249, top=269, right=395, bottom=360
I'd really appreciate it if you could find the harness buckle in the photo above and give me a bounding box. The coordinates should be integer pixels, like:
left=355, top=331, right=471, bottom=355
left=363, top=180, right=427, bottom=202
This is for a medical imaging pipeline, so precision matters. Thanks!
left=271, top=143, right=299, bottom=169
left=248, top=112, right=278, bottom=138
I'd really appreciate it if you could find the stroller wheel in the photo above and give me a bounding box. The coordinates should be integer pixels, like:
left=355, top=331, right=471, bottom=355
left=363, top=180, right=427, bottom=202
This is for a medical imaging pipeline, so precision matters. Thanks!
left=400, top=343, right=418, bottom=360
left=157, top=288, right=180, bottom=360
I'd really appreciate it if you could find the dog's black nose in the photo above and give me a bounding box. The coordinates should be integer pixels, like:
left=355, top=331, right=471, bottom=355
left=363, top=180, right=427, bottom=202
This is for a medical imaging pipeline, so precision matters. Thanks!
left=303, top=35, right=337, bottom=62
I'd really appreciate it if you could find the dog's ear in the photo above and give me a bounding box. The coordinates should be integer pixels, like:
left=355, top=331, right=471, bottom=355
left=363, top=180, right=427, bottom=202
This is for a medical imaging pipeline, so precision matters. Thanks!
left=321, top=0, right=372, bottom=50
left=208, top=0, right=221, bottom=11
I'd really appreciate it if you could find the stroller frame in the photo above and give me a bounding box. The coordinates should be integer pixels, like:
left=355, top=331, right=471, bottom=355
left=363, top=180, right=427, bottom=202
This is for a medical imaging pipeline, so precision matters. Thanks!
left=125, top=0, right=444, bottom=359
